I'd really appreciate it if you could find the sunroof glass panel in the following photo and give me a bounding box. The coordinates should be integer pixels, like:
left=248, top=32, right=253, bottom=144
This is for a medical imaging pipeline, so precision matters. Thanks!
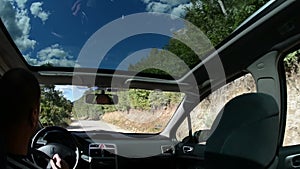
left=0, top=0, right=270, bottom=78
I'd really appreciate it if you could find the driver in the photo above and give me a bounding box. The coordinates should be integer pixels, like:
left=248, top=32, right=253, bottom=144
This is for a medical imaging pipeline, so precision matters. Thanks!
left=0, top=68, right=69, bottom=169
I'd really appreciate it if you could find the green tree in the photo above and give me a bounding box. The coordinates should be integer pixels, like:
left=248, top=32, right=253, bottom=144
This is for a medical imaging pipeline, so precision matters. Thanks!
left=73, top=90, right=106, bottom=120
left=149, top=90, right=170, bottom=110
left=129, top=89, right=151, bottom=110
left=284, top=50, right=300, bottom=74
left=115, top=90, right=131, bottom=112
left=185, top=0, right=268, bottom=46
left=129, top=0, right=269, bottom=75
left=39, top=85, right=72, bottom=127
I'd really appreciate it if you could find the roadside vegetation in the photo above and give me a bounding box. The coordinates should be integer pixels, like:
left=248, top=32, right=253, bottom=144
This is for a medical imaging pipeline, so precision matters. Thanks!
left=39, top=85, right=72, bottom=127
left=72, top=89, right=184, bottom=133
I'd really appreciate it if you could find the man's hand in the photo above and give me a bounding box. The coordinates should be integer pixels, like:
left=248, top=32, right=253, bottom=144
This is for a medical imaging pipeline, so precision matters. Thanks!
left=50, top=154, right=69, bottom=169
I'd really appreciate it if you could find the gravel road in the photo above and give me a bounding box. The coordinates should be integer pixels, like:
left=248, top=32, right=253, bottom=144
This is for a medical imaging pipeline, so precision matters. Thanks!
left=67, top=119, right=130, bottom=132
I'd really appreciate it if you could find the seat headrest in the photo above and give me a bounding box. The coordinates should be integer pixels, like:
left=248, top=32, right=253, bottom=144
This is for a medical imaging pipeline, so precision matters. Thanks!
left=205, top=93, right=279, bottom=168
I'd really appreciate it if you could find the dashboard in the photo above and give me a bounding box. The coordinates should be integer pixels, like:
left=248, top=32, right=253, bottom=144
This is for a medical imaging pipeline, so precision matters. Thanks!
left=69, top=131, right=177, bottom=169
left=32, top=126, right=206, bottom=169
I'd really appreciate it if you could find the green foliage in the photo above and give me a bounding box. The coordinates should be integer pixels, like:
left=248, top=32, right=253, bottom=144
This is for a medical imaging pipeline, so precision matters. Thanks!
left=39, top=85, right=72, bottom=127
left=186, top=0, right=268, bottom=46
left=73, top=90, right=105, bottom=120
left=129, top=89, right=151, bottom=110
left=149, top=90, right=169, bottom=109
left=72, top=89, right=184, bottom=117
left=102, top=104, right=117, bottom=113
left=284, top=50, right=300, bottom=74
left=128, top=48, right=190, bottom=77
left=166, top=92, right=185, bottom=105
left=129, top=0, right=269, bottom=75
left=121, top=89, right=184, bottom=111
left=115, top=91, right=131, bottom=112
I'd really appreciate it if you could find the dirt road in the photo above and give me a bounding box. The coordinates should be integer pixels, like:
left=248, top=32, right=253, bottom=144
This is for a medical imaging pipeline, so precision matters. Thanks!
left=67, top=119, right=130, bottom=132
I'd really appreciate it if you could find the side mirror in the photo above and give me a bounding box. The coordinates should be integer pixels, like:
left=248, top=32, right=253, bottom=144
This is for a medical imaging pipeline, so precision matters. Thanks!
left=85, top=94, right=118, bottom=105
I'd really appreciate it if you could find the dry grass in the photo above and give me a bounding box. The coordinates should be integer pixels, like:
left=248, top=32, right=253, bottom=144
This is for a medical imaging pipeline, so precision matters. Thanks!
left=102, top=105, right=178, bottom=133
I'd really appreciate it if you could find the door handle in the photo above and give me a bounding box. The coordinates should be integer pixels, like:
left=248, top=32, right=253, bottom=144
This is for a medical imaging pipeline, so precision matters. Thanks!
left=286, top=154, right=300, bottom=168
left=183, top=146, right=194, bottom=153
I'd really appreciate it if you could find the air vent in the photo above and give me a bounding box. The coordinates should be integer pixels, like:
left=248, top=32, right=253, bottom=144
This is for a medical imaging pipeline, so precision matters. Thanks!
left=89, top=143, right=117, bottom=158
left=161, top=145, right=175, bottom=155
left=89, top=143, right=99, bottom=148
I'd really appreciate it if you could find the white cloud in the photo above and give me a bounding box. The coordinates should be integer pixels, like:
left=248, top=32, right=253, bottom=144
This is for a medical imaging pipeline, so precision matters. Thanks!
left=16, top=9, right=30, bottom=35
left=142, top=0, right=191, bottom=18
left=23, top=53, right=38, bottom=65
left=0, top=1, right=74, bottom=68
left=14, top=35, right=36, bottom=51
left=0, top=0, right=36, bottom=51
left=30, top=2, right=50, bottom=23
left=0, top=1, right=22, bottom=38
left=24, top=45, right=77, bottom=67
left=146, top=2, right=171, bottom=13
left=15, top=0, right=27, bottom=9
left=159, top=0, right=189, bottom=6
left=33, top=44, right=77, bottom=67
left=170, top=2, right=192, bottom=18
left=37, top=44, right=68, bottom=60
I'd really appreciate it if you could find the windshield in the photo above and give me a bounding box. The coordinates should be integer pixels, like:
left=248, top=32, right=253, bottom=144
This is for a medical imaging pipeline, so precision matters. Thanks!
left=39, top=85, right=184, bottom=133
left=0, top=0, right=270, bottom=79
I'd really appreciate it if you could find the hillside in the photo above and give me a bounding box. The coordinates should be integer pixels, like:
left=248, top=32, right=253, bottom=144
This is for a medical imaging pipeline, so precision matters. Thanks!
left=102, top=105, right=178, bottom=133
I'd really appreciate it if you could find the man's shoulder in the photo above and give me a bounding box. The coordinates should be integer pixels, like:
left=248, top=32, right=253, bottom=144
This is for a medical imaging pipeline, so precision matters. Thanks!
left=6, top=154, right=42, bottom=169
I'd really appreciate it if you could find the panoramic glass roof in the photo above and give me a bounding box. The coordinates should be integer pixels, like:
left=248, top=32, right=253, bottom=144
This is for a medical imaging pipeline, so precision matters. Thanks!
left=0, top=0, right=270, bottom=78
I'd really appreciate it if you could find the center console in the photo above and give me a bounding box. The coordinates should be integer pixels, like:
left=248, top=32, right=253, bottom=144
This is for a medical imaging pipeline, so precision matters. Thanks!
left=89, top=143, right=117, bottom=169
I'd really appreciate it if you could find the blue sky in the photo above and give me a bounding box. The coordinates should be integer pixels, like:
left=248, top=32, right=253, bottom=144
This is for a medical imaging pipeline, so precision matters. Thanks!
left=0, top=0, right=192, bottom=69
left=55, top=85, right=88, bottom=102
left=0, top=0, right=193, bottom=101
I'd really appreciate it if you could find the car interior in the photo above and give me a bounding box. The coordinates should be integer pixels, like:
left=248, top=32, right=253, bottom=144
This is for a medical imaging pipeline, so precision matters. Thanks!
left=1, top=0, right=300, bottom=169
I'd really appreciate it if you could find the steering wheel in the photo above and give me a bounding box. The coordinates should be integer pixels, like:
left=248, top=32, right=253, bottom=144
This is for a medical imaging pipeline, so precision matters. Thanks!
left=30, top=126, right=80, bottom=169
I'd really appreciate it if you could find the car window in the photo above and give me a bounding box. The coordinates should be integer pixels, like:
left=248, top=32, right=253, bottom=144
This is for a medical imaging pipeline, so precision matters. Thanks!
left=283, top=49, right=300, bottom=146
left=176, top=73, right=256, bottom=141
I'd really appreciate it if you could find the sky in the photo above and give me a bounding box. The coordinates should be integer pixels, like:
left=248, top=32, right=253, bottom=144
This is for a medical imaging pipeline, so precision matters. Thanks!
left=0, top=0, right=192, bottom=69
left=55, top=85, right=88, bottom=102
left=0, top=0, right=193, bottom=101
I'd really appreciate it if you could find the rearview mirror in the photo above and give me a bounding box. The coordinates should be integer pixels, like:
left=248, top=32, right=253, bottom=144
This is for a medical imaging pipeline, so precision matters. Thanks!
left=85, top=94, right=118, bottom=105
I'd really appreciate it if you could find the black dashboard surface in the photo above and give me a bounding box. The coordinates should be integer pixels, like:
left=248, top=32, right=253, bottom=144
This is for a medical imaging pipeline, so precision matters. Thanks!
left=70, top=131, right=177, bottom=169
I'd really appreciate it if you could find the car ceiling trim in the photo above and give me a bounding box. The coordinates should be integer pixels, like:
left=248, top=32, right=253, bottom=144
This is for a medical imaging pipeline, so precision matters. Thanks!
left=39, top=70, right=178, bottom=83
left=272, top=33, right=300, bottom=54
left=38, top=70, right=190, bottom=88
